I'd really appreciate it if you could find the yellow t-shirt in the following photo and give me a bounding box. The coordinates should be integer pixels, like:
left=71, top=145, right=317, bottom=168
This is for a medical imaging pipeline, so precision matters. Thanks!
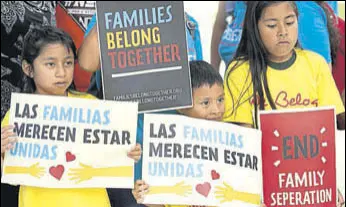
left=223, top=49, right=345, bottom=125
left=1, top=91, right=110, bottom=207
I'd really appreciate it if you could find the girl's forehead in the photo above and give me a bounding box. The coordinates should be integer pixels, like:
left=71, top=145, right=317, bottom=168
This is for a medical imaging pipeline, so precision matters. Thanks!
left=261, top=2, right=296, bottom=18
left=40, top=43, right=70, bottom=52
left=41, top=43, right=66, bottom=50
left=39, top=43, right=73, bottom=57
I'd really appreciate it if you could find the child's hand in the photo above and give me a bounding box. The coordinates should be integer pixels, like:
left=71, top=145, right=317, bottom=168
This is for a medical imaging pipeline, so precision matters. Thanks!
left=132, top=180, right=149, bottom=203
left=127, top=143, right=142, bottom=163
left=1, top=125, right=18, bottom=155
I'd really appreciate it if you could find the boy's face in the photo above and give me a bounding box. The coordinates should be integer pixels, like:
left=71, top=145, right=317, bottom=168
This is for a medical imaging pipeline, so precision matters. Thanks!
left=180, top=83, right=225, bottom=121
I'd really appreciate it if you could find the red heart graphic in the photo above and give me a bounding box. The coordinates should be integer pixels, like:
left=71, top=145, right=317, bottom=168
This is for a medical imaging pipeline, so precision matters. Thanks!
left=49, top=165, right=64, bottom=180
left=196, top=182, right=211, bottom=197
left=66, top=151, right=76, bottom=162
left=211, top=170, right=220, bottom=180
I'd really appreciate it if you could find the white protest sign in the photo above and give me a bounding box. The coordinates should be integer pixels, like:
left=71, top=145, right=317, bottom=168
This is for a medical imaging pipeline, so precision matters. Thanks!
left=1, top=93, right=138, bottom=189
left=142, top=114, right=262, bottom=206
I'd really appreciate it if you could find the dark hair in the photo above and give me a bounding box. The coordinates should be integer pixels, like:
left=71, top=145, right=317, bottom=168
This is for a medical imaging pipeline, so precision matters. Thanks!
left=20, top=25, right=77, bottom=93
left=315, top=1, right=340, bottom=66
left=225, top=1, right=298, bottom=127
left=189, top=60, right=223, bottom=89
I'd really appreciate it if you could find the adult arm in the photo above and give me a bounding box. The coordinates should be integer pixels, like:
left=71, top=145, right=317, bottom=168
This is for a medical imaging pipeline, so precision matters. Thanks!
left=210, top=1, right=227, bottom=72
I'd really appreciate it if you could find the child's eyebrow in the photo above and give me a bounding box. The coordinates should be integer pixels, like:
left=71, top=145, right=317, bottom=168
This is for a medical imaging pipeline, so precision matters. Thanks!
left=264, top=18, right=278, bottom=22
left=64, top=55, right=74, bottom=59
left=42, top=57, right=57, bottom=61
left=263, top=14, right=296, bottom=22
left=197, top=96, right=210, bottom=100
left=285, top=14, right=296, bottom=19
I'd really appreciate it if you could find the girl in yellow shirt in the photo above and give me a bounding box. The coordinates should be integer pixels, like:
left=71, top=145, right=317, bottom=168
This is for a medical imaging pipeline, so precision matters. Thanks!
left=0, top=25, right=141, bottom=207
left=223, top=1, right=344, bottom=207
left=223, top=1, right=344, bottom=129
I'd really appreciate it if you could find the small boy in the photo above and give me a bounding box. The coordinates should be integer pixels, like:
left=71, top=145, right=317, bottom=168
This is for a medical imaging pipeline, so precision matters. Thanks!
left=132, top=60, right=224, bottom=207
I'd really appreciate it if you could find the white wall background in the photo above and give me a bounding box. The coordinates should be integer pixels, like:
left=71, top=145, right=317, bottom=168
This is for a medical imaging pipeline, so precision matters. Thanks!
left=183, top=1, right=227, bottom=76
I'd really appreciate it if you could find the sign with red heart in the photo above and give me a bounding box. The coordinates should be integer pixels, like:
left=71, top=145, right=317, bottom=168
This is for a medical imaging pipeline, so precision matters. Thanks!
left=1, top=93, right=138, bottom=189
left=211, top=170, right=220, bottom=180
left=66, top=151, right=76, bottom=162
left=142, top=113, right=263, bottom=206
left=196, top=182, right=211, bottom=197
left=49, top=165, right=65, bottom=180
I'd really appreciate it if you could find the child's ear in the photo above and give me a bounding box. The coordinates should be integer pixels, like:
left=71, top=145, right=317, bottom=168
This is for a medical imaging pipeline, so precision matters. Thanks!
left=22, top=60, right=34, bottom=78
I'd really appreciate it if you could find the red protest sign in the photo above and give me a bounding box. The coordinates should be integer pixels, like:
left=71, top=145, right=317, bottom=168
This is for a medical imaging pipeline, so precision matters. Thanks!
left=259, top=107, right=337, bottom=207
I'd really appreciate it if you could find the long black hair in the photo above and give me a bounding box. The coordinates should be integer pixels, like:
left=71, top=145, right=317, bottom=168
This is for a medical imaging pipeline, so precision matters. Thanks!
left=20, top=25, right=77, bottom=93
left=225, top=1, right=298, bottom=127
